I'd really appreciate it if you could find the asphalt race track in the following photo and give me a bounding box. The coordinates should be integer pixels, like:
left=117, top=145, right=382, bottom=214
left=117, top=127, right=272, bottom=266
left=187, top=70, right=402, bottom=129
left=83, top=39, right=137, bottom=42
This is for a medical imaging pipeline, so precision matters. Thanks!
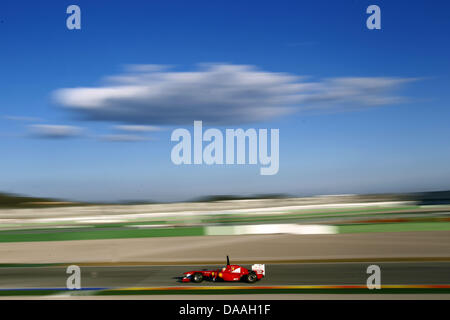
left=1, top=262, right=449, bottom=289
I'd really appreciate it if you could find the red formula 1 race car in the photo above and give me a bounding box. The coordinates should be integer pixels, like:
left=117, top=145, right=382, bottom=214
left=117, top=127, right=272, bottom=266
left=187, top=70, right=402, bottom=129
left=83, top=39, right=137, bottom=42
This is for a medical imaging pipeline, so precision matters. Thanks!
left=181, top=256, right=265, bottom=283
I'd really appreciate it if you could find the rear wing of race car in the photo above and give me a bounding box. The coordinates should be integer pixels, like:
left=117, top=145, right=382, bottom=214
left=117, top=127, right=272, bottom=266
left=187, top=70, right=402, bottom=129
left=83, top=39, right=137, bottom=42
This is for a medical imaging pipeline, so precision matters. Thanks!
left=251, top=264, right=265, bottom=276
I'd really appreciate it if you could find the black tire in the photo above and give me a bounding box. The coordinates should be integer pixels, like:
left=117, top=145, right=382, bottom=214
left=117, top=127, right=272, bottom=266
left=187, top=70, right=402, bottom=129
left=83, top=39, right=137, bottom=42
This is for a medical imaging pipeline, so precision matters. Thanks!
left=245, top=271, right=258, bottom=283
left=192, top=273, right=204, bottom=283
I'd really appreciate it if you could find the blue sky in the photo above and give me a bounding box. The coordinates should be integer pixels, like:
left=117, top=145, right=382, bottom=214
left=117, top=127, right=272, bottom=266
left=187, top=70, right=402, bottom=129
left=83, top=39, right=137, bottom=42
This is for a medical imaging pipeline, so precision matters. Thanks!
left=0, top=0, right=449, bottom=201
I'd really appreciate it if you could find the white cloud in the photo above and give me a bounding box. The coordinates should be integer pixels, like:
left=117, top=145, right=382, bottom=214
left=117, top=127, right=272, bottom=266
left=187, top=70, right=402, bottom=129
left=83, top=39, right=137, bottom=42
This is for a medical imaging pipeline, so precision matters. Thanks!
left=27, top=124, right=152, bottom=142
left=297, top=77, right=416, bottom=110
left=53, top=63, right=416, bottom=125
left=114, top=125, right=162, bottom=132
left=98, top=134, right=151, bottom=142
left=29, top=124, right=83, bottom=139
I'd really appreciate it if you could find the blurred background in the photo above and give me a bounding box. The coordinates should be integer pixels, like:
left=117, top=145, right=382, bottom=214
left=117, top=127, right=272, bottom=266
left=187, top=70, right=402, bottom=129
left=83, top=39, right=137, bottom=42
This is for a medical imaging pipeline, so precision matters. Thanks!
left=0, top=0, right=449, bottom=297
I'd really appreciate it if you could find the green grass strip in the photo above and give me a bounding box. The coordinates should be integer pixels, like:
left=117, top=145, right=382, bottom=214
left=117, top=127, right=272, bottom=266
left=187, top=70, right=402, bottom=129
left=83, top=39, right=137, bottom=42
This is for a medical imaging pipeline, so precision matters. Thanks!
left=0, top=226, right=205, bottom=243
left=0, top=263, right=62, bottom=268
left=337, top=221, right=450, bottom=234
left=0, top=290, right=65, bottom=296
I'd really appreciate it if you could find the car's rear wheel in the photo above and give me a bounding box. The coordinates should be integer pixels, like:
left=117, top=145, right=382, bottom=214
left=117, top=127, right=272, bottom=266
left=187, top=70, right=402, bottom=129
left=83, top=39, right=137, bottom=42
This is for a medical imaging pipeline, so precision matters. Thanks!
left=245, top=271, right=258, bottom=283
left=192, top=273, right=204, bottom=283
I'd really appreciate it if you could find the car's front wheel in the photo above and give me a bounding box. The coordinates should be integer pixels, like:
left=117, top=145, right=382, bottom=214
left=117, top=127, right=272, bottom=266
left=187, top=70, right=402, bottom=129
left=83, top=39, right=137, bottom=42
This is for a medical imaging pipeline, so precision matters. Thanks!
left=192, top=273, right=204, bottom=283
left=245, top=271, right=258, bottom=283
